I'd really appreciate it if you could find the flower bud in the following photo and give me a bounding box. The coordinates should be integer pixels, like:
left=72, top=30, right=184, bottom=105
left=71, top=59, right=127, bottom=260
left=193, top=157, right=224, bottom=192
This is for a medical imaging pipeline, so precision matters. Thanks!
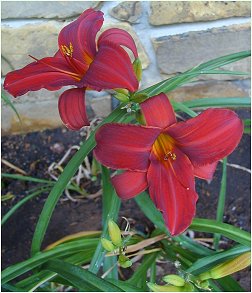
left=108, top=219, right=122, bottom=247
left=130, top=92, right=149, bottom=103
left=115, top=92, right=130, bottom=103
left=199, top=252, right=251, bottom=280
left=101, top=238, right=115, bottom=252
left=147, top=283, right=183, bottom=292
left=118, top=254, right=132, bottom=268
left=162, top=274, right=185, bottom=287
left=133, top=58, right=142, bottom=82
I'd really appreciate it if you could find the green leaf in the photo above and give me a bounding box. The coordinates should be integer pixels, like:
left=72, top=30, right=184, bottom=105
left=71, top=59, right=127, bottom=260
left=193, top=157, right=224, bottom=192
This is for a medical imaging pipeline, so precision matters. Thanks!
left=215, top=276, right=245, bottom=292
left=171, top=101, right=197, bottom=117
left=128, top=252, right=159, bottom=289
left=190, top=218, right=251, bottom=247
left=31, top=106, right=126, bottom=256
left=101, top=165, right=118, bottom=279
left=187, top=244, right=250, bottom=275
left=1, top=91, right=21, bottom=123
left=89, top=190, right=121, bottom=274
left=213, top=157, right=227, bottom=250
left=181, top=97, right=251, bottom=109
left=135, top=192, right=213, bottom=256
left=138, top=51, right=250, bottom=97
left=43, top=259, right=123, bottom=292
left=1, top=239, right=98, bottom=284
left=1, top=186, right=51, bottom=225
left=16, top=250, right=95, bottom=291
left=106, top=279, right=144, bottom=292
left=1, top=173, right=55, bottom=185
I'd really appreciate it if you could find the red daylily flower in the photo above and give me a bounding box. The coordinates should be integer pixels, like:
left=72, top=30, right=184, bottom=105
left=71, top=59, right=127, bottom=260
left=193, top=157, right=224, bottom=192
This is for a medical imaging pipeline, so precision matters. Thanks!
left=4, top=8, right=139, bottom=130
left=94, top=93, right=243, bottom=236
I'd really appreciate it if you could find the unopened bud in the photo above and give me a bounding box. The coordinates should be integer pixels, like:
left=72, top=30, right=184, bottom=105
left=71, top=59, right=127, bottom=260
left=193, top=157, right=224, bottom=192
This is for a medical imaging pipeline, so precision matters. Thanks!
left=147, top=283, right=183, bottom=292
left=115, top=92, right=130, bottom=103
left=199, top=252, right=251, bottom=280
left=133, top=58, right=142, bottom=82
left=101, top=238, right=115, bottom=252
left=118, top=254, right=132, bottom=268
left=108, top=219, right=122, bottom=247
left=162, top=274, right=185, bottom=287
left=130, top=92, right=149, bottom=103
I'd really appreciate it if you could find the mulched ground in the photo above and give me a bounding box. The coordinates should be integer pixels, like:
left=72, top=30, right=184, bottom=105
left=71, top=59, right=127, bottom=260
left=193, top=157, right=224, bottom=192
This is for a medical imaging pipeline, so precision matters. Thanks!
left=1, top=109, right=251, bottom=290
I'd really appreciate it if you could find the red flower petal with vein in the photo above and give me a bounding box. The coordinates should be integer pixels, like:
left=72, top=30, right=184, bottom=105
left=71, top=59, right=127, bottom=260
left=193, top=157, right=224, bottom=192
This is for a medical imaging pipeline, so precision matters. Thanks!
left=148, top=151, right=198, bottom=236
left=167, top=108, right=243, bottom=166
left=3, top=57, right=82, bottom=97
left=58, top=9, right=104, bottom=62
left=140, top=93, right=176, bottom=128
left=4, top=8, right=139, bottom=130
left=112, top=171, right=147, bottom=200
left=58, top=88, right=89, bottom=130
left=98, top=28, right=138, bottom=58
left=94, top=123, right=161, bottom=171
left=83, top=41, right=138, bottom=92
left=194, top=162, right=218, bottom=181
left=94, top=93, right=243, bottom=236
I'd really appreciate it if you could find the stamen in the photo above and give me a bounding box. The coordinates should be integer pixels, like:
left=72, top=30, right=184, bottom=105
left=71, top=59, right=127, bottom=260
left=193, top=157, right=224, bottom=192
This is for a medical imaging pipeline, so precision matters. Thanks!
left=61, top=42, right=74, bottom=57
left=164, top=151, right=176, bottom=161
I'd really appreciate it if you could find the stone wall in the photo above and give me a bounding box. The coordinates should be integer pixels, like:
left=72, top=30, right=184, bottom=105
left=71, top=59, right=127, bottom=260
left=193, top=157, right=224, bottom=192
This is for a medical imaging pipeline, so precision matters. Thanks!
left=1, top=1, right=251, bottom=134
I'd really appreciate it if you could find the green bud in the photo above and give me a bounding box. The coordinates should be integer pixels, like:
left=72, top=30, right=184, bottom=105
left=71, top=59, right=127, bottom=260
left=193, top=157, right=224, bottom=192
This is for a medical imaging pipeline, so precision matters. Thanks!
left=101, top=238, right=115, bottom=252
left=182, top=282, right=195, bottom=292
left=130, top=92, right=149, bottom=103
left=147, top=283, right=183, bottom=292
left=133, top=58, right=142, bottom=82
left=115, top=92, right=130, bottom=103
left=162, top=274, right=185, bottom=287
left=108, top=219, right=122, bottom=247
left=198, top=280, right=210, bottom=289
left=115, top=88, right=129, bottom=95
left=118, top=254, right=132, bottom=268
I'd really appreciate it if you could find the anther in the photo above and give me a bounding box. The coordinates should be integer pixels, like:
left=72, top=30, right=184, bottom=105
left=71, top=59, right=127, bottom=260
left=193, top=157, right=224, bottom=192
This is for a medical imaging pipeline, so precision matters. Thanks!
left=164, top=151, right=176, bottom=161
left=61, top=42, right=73, bottom=57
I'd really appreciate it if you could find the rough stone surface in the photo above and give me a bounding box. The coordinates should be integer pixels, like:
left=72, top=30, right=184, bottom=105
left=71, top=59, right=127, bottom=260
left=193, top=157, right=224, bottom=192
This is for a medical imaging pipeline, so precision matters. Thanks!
left=152, top=23, right=251, bottom=80
left=2, top=22, right=62, bottom=76
left=100, top=22, right=150, bottom=69
left=1, top=1, right=101, bottom=19
left=149, top=1, right=251, bottom=25
left=88, top=94, right=112, bottom=118
left=109, top=1, right=142, bottom=23
left=168, top=80, right=250, bottom=103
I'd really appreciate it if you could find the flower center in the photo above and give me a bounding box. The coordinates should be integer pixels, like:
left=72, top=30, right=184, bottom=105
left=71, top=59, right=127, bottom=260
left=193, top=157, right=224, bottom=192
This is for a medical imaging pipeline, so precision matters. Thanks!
left=152, top=133, right=176, bottom=162
left=61, top=42, right=74, bottom=57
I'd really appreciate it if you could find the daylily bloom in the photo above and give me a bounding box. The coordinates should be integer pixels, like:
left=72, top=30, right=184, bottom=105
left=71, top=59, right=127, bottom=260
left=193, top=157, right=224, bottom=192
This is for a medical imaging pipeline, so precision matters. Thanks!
left=94, top=93, right=243, bottom=236
left=4, top=8, right=139, bottom=130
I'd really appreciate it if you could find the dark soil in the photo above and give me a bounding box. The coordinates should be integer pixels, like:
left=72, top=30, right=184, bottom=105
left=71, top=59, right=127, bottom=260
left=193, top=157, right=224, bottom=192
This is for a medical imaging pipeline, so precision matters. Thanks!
left=1, top=109, right=251, bottom=291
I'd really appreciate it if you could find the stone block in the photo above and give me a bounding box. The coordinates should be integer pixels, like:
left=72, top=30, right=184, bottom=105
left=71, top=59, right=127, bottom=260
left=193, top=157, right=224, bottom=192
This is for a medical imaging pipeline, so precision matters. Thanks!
left=149, top=1, right=251, bottom=25
left=152, top=23, right=251, bottom=80
left=1, top=1, right=101, bottom=19
left=2, top=22, right=62, bottom=76
left=167, top=80, right=250, bottom=103
left=109, top=1, right=142, bottom=23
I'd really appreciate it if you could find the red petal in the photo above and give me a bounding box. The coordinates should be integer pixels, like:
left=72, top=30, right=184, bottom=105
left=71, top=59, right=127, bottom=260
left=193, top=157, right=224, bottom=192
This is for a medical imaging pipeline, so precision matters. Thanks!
left=147, top=152, right=198, bottom=236
left=112, top=171, right=148, bottom=200
left=83, top=41, right=139, bottom=92
left=167, top=109, right=243, bottom=166
left=194, top=162, right=218, bottom=181
left=98, top=28, right=138, bottom=58
left=140, top=93, right=176, bottom=128
left=58, top=9, right=103, bottom=62
left=58, top=88, right=89, bottom=130
left=94, top=123, right=161, bottom=171
left=3, top=57, right=81, bottom=97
